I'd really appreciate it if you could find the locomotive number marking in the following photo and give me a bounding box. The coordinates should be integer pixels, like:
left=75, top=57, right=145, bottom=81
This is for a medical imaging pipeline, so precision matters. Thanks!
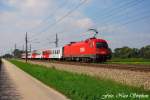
left=80, top=47, right=85, bottom=52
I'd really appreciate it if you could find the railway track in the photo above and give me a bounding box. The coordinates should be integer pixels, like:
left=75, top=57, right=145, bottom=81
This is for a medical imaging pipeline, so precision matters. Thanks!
left=31, top=60, right=150, bottom=72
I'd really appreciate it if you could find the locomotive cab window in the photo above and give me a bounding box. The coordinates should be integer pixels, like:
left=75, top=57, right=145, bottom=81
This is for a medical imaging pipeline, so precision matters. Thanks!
left=96, top=42, right=108, bottom=48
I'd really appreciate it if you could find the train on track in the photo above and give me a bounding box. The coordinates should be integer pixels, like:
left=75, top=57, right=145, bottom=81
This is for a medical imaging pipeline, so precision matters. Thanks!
left=22, top=37, right=111, bottom=62
left=22, top=29, right=111, bottom=62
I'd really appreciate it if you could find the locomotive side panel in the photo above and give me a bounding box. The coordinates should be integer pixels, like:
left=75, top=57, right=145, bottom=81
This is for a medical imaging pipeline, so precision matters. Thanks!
left=63, top=41, right=96, bottom=58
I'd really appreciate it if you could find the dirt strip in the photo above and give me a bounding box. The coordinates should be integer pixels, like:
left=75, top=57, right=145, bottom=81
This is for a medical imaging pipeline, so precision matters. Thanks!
left=24, top=60, right=150, bottom=90
left=0, top=62, right=21, bottom=100
left=2, top=59, right=68, bottom=100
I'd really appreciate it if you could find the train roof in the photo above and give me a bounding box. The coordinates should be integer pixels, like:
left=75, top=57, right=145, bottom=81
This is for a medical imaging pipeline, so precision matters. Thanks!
left=67, top=37, right=107, bottom=46
left=31, top=47, right=63, bottom=52
left=85, top=37, right=106, bottom=42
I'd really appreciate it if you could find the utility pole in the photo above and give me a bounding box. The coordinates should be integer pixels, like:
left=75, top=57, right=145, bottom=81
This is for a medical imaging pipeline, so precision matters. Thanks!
left=55, top=33, right=58, bottom=47
left=25, top=32, right=28, bottom=62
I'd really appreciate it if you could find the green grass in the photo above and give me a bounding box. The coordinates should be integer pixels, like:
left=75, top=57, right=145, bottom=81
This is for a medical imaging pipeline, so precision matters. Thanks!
left=107, top=61, right=150, bottom=65
left=110, top=58, right=150, bottom=62
left=9, top=59, right=150, bottom=100
left=106, top=58, right=150, bottom=65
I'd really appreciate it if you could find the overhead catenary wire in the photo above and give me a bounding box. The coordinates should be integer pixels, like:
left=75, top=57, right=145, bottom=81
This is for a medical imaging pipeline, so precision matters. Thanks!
left=15, top=0, right=134, bottom=48
left=29, top=0, right=69, bottom=33
left=43, top=0, right=149, bottom=44
left=105, top=9, right=150, bottom=26
left=12, top=0, right=70, bottom=46
left=99, top=0, right=143, bottom=19
left=95, top=0, right=150, bottom=31
left=118, top=14, right=150, bottom=26
left=101, top=0, right=144, bottom=23
left=30, top=0, right=88, bottom=41
left=36, top=0, right=145, bottom=43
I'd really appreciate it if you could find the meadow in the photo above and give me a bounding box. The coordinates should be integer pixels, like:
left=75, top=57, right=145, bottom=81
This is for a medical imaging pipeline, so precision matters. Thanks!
left=107, top=58, right=150, bottom=65
left=9, top=59, right=150, bottom=100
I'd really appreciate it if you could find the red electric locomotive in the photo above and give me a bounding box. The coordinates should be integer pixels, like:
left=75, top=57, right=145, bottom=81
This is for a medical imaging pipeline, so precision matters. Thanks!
left=63, top=29, right=111, bottom=62
left=63, top=37, right=111, bottom=62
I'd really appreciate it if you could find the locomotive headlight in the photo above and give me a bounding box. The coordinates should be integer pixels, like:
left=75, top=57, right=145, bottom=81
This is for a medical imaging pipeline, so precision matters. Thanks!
left=100, top=51, right=106, bottom=54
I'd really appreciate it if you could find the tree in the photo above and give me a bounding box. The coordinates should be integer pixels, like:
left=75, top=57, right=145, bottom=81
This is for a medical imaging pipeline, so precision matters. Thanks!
left=13, top=49, right=24, bottom=58
left=139, top=45, right=150, bottom=59
left=130, top=48, right=140, bottom=58
left=113, top=46, right=133, bottom=58
left=113, top=45, right=150, bottom=59
left=2, top=54, right=13, bottom=58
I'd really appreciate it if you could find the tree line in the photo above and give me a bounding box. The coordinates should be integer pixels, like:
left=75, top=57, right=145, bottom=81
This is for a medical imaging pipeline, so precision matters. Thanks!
left=2, top=49, right=23, bottom=58
left=113, top=45, right=150, bottom=59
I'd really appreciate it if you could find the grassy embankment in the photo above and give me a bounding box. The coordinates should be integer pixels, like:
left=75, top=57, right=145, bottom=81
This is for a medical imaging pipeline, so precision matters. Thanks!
left=9, top=59, right=150, bottom=100
left=107, top=58, right=150, bottom=65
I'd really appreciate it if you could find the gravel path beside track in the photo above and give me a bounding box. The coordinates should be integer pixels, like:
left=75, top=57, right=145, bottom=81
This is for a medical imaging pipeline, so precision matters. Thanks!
left=25, top=60, right=150, bottom=90
left=0, top=61, right=21, bottom=100
left=2, top=59, right=67, bottom=100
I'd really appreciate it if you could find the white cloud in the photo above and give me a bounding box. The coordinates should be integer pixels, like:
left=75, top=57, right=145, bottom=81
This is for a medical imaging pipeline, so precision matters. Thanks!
left=0, top=0, right=96, bottom=54
left=75, top=18, right=94, bottom=29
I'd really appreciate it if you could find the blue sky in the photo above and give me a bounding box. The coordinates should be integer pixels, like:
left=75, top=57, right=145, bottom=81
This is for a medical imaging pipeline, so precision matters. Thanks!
left=0, top=0, right=150, bottom=55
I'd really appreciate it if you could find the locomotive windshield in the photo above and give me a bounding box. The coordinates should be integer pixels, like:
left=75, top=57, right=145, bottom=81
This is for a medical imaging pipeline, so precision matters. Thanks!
left=96, top=42, right=108, bottom=48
